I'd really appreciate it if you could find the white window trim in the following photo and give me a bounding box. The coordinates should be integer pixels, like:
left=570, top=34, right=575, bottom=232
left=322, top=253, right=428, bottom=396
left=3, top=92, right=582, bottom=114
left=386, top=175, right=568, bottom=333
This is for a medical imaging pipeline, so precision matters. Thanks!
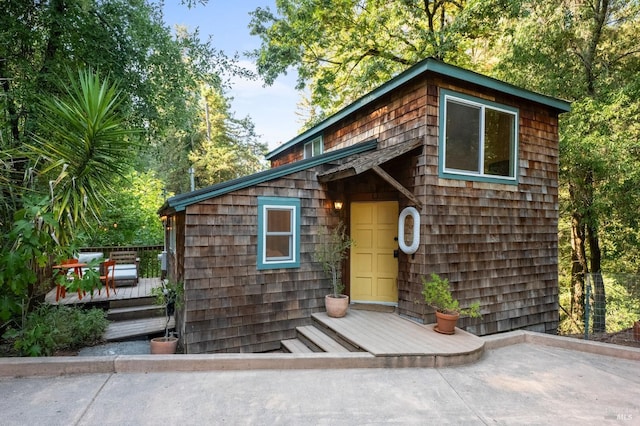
left=257, top=197, right=301, bottom=270
left=262, top=205, right=296, bottom=264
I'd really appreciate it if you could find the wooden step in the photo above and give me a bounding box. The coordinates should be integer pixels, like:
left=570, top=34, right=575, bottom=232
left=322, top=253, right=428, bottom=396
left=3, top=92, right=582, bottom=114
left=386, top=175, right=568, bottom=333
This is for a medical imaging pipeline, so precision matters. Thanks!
left=104, top=316, right=175, bottom=341
left=281, top=338, right=314, bottom=353
left=107, top=305, right=164, bottom=321
left=296, top=325, right=351, bottom=353
left=311, top=315, right=364, bottom=352
left=109, top=296, right=156, bottom=309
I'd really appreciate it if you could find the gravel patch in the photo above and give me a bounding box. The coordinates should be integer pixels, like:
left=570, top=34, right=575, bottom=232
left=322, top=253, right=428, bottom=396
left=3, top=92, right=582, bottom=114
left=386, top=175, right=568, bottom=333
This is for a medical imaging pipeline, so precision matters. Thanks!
left=78, top=340, right=150, bottom=356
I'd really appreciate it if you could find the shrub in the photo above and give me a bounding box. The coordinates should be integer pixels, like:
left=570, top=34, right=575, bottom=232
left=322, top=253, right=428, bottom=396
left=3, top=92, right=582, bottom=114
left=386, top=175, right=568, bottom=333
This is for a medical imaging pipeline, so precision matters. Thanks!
left=421, top=273, right=481, bottom=317
left=2, top=305, right=108, bottom=356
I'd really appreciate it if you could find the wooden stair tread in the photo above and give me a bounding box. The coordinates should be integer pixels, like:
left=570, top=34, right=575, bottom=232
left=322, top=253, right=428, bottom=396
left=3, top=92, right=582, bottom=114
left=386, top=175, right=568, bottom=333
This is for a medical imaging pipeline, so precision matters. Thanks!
left=297, top=325, right=350, bottom=352
left=108, top=305, right=161, bottom=314
left=281, top=338, right=314, bottom=353
left=104, top=317, right=175, bottom=341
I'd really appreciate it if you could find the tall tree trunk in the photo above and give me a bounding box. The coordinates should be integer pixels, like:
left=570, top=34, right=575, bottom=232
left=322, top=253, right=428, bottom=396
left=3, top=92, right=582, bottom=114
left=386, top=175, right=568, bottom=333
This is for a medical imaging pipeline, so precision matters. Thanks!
left=588, top=223, right=605, bottom=332
left=37, top=0, right=67, bottom=94
left=570, top=210, right=587, bottom=324
left=0, top=59, right=20, bottom=143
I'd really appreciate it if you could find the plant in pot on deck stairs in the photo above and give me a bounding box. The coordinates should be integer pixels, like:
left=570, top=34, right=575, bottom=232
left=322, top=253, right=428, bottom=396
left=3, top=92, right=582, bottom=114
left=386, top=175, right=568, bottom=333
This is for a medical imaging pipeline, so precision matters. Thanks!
left=313, top=222, right=353, bottom=318
left=421, top=273, right=481, bottom=334
left=149, top=280, right=183, bottom=354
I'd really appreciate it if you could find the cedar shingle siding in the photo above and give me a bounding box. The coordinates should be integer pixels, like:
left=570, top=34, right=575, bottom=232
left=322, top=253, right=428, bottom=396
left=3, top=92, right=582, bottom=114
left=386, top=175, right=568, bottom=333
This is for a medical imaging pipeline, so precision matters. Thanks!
left=162, top=61, right=567, bottom=353
left=180, top=171, right=336, bottom=353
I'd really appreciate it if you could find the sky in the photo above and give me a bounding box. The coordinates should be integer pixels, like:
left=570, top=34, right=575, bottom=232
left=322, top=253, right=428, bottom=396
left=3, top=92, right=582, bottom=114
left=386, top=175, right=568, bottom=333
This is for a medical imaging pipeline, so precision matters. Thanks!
left=160, top=1, right=300, bottom=151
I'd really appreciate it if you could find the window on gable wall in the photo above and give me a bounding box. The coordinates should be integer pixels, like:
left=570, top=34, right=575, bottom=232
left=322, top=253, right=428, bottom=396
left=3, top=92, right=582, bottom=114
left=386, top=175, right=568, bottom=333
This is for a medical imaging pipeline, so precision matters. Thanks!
left=257, top=197, right=301, bottom=270
left=304, top=136, right=323, bottom=159
left=439, top=89, right=518, bottom=184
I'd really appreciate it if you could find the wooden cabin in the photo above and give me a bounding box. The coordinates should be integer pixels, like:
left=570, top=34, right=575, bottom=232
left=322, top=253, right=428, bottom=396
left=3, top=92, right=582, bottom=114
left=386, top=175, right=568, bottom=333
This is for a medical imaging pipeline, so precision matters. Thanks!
left=159, top=58, right=570, bottom=354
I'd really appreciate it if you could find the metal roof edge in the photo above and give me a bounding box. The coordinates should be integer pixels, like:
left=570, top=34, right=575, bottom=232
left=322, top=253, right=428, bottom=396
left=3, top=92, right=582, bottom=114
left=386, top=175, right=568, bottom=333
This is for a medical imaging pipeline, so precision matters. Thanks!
left=426, top=61, right=572, bottom=113
left=160, top=139, right=378, bottom=213
left=266, top=58, right=571, bottom=160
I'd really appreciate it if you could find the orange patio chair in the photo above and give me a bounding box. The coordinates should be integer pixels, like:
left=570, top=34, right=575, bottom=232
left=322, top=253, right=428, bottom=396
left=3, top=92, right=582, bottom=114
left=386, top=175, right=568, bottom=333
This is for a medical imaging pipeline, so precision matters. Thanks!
left=55, top=258, right=84, bottom=301
left=100, top=259, right=117, bottom=297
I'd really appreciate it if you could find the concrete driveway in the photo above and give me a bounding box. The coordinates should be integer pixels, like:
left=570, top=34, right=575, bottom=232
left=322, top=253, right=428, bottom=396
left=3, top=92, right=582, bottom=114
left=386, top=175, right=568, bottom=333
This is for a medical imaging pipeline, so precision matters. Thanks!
left=1, top=334, right=639, bottom=425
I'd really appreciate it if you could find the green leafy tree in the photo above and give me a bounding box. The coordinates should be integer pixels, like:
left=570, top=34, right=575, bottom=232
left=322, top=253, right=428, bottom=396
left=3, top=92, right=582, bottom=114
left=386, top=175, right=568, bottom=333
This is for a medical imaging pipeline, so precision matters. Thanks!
left=188, top=86, right=267, bottom=187
left=0, top=69, right=134, bottom=326
left=0, top=198, right=60, bottom=323
left=493, top=0, right=640, bottom=332
left=249, top=0, right=518, bottom=123
left=82, top=171, right=166, bottom=246
left=1, top=0, right=249, bottom=217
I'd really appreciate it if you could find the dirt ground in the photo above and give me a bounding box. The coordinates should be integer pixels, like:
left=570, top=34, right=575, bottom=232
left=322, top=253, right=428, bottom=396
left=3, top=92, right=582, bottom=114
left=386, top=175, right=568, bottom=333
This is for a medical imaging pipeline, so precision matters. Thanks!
left=565, top=326, right=640, bottom=349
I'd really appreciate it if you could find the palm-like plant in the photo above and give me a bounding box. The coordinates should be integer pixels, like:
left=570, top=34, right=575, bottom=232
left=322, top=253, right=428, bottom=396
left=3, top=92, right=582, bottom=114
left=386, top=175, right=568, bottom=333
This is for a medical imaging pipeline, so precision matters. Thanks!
left=29, top=69, right=139, bottom=246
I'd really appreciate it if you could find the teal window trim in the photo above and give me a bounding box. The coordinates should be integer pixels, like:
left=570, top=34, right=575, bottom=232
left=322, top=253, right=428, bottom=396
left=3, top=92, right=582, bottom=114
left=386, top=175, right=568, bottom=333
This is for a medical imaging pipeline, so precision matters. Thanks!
left=257, top=197, right=301, bottom=270
left=439, top=89, right=519, bottom=185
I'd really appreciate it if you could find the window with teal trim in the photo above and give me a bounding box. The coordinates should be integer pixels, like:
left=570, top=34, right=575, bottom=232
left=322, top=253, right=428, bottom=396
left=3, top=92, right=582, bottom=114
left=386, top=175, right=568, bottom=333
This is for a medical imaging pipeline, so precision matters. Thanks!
left=257, top=197, right=301, bottom=269
left=304, top=136, right=323, bottom=159
left=440, top=90, right=518, bottom=184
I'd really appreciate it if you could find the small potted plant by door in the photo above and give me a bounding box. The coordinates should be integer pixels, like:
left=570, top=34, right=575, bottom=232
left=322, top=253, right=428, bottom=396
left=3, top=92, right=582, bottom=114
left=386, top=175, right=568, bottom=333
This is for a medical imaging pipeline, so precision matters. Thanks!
left=314, top=222, right=353, bottom=318
left=150, top=280, right=183, bottom=354
left=421, top=273, right=481, bottom=334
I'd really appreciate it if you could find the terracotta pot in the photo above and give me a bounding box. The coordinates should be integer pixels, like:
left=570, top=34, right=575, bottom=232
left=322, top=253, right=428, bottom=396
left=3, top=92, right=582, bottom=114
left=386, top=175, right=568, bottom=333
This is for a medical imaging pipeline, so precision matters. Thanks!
left=633, top=321, right=640, bottom=342
left=150, top=336, right=178, bottom=354
left=434, top=311, right=460, bottom=335
left=325, top=294, right=349, bottom=318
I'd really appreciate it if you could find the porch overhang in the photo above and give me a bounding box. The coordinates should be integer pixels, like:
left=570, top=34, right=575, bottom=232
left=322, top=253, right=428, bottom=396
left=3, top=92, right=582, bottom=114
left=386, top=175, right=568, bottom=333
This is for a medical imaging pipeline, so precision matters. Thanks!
left=317, top=138, right=423, bottom=208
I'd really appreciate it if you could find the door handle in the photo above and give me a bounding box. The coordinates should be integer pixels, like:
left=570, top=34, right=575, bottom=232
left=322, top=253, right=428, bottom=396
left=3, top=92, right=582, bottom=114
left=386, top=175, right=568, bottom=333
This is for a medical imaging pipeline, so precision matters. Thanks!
left=393, top=249, right=399, bottom=258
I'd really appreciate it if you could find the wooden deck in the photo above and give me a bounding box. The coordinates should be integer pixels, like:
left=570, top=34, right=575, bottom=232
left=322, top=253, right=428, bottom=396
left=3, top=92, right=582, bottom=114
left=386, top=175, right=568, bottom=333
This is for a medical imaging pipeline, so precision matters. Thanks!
left=45, top=278, right=169, bottom=341
left=44, top=278, right=161, bottom=305
left=44, top=281, right=483, bottom=363
left=312, top=309, right=484, bottom=358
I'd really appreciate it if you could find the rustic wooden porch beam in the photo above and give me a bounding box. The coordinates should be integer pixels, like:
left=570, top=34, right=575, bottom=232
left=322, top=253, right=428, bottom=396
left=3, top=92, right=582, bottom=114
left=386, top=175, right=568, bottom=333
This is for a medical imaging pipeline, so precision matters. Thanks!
left=317, top=168, right=356, bottom=183
left=371, top=165, right=423, bottom=208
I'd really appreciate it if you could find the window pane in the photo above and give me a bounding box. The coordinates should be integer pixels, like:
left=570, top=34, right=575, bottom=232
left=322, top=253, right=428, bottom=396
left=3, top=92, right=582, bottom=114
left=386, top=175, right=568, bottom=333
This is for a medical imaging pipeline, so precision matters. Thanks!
left=304, top=143, right=312, bottom=158
left=267, top=209, right=291, bottom=232
left=266, top=235, right=292, bottom=259
left=445, top=100, right=480, bottom=172
left=484, top=108, right=515, bottom=177
left=313, top=138, right=322, bottom=156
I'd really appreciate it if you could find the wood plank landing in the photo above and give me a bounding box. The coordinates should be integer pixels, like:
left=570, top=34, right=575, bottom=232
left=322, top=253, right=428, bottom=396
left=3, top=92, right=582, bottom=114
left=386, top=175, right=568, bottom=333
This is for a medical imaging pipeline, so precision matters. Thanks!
left=313, top=309, right=484, bottom=357
left=44, top=278, right=161, bottom=305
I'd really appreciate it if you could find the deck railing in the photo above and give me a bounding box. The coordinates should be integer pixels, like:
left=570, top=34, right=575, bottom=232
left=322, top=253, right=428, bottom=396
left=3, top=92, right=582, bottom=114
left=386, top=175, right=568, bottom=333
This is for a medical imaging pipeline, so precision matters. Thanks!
left=80, top=245, right=164, bottom=278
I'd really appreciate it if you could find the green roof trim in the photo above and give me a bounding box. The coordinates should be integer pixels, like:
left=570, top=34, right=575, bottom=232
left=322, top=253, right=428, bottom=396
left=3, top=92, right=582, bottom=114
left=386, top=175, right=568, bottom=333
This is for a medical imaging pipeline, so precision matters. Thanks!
left=159, top=139, right=378, bottom=214
left=266, top=58, right=571, bottom=160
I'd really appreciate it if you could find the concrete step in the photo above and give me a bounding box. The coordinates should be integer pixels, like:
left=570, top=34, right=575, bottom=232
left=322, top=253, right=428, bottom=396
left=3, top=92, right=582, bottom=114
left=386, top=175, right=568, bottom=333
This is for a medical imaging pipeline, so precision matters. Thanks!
left=296, top=325, right=351, bottom=353
left=104, top=316, right=175, bottom=341
left=107, top=304, right=164, bottom=321
left=281, top=338, right=314, bottom=353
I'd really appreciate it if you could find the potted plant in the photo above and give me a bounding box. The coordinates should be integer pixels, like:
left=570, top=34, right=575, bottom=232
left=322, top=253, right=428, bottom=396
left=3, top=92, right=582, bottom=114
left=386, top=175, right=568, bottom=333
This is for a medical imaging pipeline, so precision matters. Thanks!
left=149, top=280, right=183, bottom=354
left=421, top=273, right=481, bottom=334
left=313, top=222, right=353, bottom=318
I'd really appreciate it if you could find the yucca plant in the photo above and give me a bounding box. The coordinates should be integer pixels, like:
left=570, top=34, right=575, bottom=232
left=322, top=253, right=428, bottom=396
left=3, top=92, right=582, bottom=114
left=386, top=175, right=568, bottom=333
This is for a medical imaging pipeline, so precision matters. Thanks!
left=29, top=68, right=139, bottom=246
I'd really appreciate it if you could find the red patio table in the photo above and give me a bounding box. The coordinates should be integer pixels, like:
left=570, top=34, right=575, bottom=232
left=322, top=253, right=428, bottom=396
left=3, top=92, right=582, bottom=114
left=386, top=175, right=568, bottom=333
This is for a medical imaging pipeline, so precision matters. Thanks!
left=52, top=262, right=86, bottom=301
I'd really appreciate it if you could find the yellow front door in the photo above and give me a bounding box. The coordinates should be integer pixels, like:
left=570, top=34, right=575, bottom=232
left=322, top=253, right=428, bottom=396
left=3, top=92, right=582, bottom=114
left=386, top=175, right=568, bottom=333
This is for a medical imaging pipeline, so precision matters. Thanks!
left=350, top=201, right=399, bottom=303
